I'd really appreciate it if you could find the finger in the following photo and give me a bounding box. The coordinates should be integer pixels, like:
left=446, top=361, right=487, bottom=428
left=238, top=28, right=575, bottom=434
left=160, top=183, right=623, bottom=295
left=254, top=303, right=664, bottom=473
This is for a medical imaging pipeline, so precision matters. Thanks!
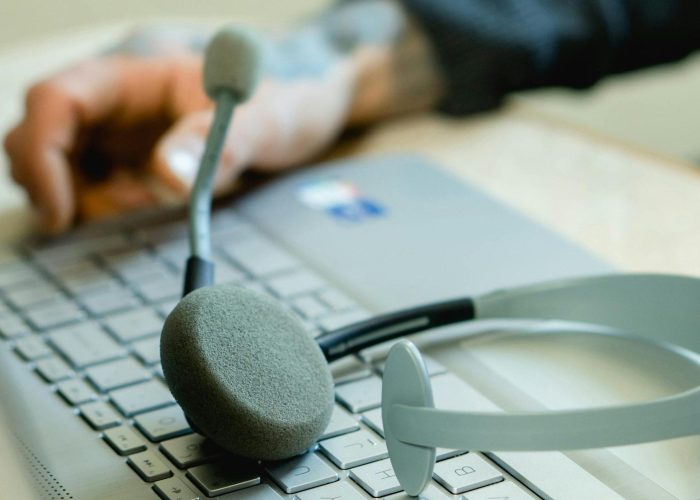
left=148, top=105, right=263, bottom=197
left=6, top=55, right=206, bottom=233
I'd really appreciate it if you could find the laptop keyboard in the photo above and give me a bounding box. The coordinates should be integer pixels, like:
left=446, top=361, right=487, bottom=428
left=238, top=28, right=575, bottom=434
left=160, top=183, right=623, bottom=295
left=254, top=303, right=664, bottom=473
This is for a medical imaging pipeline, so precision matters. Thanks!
left=0, top=207, right=538, bottom=499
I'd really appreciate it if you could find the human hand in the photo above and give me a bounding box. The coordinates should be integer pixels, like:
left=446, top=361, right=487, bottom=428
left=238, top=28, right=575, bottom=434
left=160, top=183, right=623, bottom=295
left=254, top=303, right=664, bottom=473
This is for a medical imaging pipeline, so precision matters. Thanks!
left=3, top=1, right=442, bottom=234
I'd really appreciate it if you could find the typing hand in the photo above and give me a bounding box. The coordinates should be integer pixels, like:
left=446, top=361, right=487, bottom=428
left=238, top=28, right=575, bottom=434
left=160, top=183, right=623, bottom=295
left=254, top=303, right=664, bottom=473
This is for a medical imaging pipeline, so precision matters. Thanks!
left=3, top=2, right=441, bottom=234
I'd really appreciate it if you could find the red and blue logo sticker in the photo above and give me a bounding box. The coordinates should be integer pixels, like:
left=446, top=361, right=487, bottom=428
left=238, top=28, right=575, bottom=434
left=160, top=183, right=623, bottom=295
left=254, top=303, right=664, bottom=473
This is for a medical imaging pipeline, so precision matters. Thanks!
left=297, top=179, right=385, bottom=222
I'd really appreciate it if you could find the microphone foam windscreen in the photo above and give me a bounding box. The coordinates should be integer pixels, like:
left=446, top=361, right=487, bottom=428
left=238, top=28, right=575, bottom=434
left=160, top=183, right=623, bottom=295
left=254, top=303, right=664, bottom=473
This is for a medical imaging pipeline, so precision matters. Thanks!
left=161, top=285, right=334, bottom=460
left=203, top=25, right=263, bottom=102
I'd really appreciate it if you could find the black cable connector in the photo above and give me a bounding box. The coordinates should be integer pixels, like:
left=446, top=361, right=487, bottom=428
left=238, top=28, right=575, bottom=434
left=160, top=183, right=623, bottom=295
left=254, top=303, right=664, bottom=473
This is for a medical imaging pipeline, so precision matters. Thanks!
left=183, top=256, right=215, bottom=296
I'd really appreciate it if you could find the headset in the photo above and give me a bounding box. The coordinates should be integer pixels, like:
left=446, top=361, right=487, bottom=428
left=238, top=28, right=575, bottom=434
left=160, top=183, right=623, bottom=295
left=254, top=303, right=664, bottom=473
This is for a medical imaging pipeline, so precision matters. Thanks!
left=160, top=26, right=700, bottom=497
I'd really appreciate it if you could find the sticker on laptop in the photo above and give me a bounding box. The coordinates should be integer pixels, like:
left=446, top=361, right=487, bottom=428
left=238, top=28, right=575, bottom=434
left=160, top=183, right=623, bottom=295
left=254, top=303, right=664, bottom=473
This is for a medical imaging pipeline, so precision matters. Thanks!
left=297, top=179, right=385, bottom=222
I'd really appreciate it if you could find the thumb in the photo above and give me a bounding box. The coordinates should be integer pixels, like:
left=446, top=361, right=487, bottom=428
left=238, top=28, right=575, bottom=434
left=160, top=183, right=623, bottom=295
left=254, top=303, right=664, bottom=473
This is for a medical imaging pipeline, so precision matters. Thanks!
left=148, top=109, right=254, bottom=200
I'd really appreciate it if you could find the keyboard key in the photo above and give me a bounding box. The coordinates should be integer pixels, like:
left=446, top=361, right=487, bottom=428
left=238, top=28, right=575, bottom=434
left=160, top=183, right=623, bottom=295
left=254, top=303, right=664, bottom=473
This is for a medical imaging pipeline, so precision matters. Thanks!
left=49, top=322, right=126, bottom=368
left=15, top=336, right=52, bottom=360
left=0, top=261, right=40, bottom=288
left=213, top=258, right=246, bottom=285
left=386, top=483, right=452, bottom=499
left=222, top=237, right=298, bottom=277
left=329, top=356, right=373, bottom=385
left=85, top=358, right=152, bottom=392
left=0, top=314, right=31, bottom=339
left=103, top=307, right=162, bottom=343
left=134, top=405, right=191, bottom=442
left=5, top=281, right=64, bottom=309
left=318, top=429, right=388, bottom=469
left=186, top=460, right=261, bottom=496
left=349, top=458, right=402, bottom=497
left=266, top=270, right=326, bottom=298
left=35, top=356, right=75, bottom=383
left=159, top=433, right=223, bottom=469
left=53, top=261, right=117, bottom=295
left=432, top=454, right=503, bottom=494
left=321, top=406, right=359, bottom=440
left=318, top=310, right=371, bottom=332
left=103, top=250, right=168, bottom=282
left=132, top=336, right=161, bottom=365
left=110, top=380, right=174, bottom=416
left=128, top=450, right=173, bottom=482
left=462, top=480, right=537, bottom=499
left=134, top=273, right=181, bottom=303
left=291, top=295, right=329, bottom=320
left=294, top=480, right=366, bottom=500
left=79, top=287, right=140, bottom=316
left=156, top=299, right=179, bottom=318
left=265, top=452, right=338, bottom=494
left=318, top=289, right=357, bottom=312
left=153, top=476, right=201, bottom=500
left=56, top=378, right=97, bottom=405
left=217, top=484, right=283, bottom=499
left=103, top=426, right=147, bottom=455
left=79, top=401, right=122, bottom=430
left=24, top=300, right=85, bottom=330
left=335, top=375, right=382, bottom=413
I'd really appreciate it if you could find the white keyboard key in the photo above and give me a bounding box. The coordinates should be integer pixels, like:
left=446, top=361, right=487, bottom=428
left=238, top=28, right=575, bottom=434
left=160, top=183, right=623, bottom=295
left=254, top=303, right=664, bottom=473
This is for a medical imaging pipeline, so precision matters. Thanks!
left=222, top=237, right=298, bottom=277
left=153, top=476, right=201, bottom=500
left=186, top=460, right=261, bottom=496
left=0, top=314, right=31, bottom=338
left=103, top=426, right=147, bottom=455
left=462, top=480, right=537, bottom=499
left=15, top=336, right=52, bottom=360
left=213, top=259, right=246, bottom=285
left=85, top=358, right=152, bottom=391
left=134, top=273, right=182, bottom=302
left=79, top=401, right=122, bottom=430
left=128, top=450, right=173, bottom=482
left=318, top=429, right=388, bottom=469
left=103, top=307, right=162, bottom=342
left=266, top=270, right=326, bottom=298
left=349, top=458, right=402, bottom=497
left=156, top=299, right=179, bottom=318
left=291, top=295, right=329, bottom=320
left=79, top=287, right=140, bottom=316
left=56, top=378, right=97, bottom=405
left=134, top=405, right=191, bottom=442
left=159, top=433, right=223, bottom=469
left=5, top=281, right=64, bottom=309
left=318, top=310, right=371, bottom=332
left=0, top=261, right=40, bottom=288
left=24, top=300, right=85, bottom=330
left=132, top=336, right=161, bottom=365
left=433, top=454, right=503, bottom=494
left=329, top=356, right=373, bottom=385
left=265, top=452, right=338, bottom=494
left=110, top=380, right=174, bottom=416
left=49, top=322, right=126, bottom=368
left=217, top=484, right=283, bottom=499
left=294, top=481, right=366, bottom=500
left=335, top=375, right=382, bottom=413
left=321, top=406, right=360, bottom=440
left=386, top=483, right=452, bottom=499
left=35, top=356, right=75, bottom=383
left=318, top=289, right=357, bottom=311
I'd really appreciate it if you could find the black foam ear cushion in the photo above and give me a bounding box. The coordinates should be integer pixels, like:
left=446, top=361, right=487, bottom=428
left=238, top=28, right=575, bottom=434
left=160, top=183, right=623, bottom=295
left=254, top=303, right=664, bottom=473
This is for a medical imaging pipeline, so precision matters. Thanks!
left=161, top=284, right=334, bottom=460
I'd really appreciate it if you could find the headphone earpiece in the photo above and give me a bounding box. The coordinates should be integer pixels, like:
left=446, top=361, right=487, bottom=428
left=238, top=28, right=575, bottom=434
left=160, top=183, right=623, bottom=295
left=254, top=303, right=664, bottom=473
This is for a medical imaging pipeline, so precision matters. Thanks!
left=160, top=285, right=334, bottom=460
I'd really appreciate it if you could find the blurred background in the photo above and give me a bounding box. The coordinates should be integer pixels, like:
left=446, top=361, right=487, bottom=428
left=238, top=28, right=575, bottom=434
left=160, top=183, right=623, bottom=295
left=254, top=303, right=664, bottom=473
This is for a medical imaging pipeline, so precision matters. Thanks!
left=0, top=0, right=698, bottom=165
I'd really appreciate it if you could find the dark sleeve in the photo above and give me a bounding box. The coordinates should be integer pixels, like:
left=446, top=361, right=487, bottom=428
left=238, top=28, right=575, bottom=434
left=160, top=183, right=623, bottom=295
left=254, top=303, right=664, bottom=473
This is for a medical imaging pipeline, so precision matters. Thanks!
left=400, top=0, right=700, bottom=114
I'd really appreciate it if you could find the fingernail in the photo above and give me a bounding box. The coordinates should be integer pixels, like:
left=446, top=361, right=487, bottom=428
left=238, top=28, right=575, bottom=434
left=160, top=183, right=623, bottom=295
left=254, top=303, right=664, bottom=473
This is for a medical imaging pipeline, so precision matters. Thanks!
left=163, top=135, right=204, bottom=188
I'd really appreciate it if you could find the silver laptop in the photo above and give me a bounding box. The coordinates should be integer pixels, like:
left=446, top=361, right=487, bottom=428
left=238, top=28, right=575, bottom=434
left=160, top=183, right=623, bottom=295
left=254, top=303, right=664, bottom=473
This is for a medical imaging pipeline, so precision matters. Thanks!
left=0, top=154, right=694, bottom=499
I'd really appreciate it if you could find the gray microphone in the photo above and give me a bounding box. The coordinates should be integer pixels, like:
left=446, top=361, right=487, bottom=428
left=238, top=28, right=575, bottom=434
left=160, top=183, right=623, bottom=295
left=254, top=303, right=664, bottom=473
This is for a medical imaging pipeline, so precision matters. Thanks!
left=162, top=25, right=337, bottom=461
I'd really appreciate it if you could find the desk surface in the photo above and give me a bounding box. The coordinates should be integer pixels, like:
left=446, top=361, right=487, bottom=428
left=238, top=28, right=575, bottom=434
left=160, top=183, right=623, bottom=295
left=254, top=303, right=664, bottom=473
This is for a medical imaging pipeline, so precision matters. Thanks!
left=2, top=22, right=700, bottom=275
